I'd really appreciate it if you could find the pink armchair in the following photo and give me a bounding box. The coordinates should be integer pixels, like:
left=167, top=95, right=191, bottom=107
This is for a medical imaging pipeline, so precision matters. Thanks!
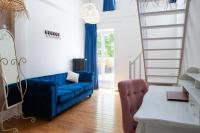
left=118, top=79, right=148, bottom=133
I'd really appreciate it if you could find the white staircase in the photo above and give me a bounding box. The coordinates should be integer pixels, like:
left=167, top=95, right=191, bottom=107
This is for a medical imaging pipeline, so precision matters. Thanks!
left=131, top=0, right=191, bottom=85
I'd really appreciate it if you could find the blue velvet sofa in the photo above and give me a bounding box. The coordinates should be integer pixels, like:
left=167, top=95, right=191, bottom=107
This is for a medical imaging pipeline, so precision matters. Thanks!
left=22, top=72, right=93, bottom=120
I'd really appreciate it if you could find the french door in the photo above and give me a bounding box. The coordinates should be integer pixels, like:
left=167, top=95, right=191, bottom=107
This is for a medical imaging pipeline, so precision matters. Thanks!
left=97, top=29, right=115, bottom=88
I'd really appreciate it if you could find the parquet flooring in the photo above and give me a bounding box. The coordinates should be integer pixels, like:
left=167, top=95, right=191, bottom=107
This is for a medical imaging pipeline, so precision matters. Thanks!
left=2, top=89, right=123, bottom=133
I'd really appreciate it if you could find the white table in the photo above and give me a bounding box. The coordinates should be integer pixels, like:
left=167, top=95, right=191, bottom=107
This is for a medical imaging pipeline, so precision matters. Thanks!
left=134, top=86, right=200, bottom=133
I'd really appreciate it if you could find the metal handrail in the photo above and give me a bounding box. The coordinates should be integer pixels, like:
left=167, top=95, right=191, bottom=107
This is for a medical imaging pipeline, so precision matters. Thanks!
left=129, top=52, right=143, bottom=79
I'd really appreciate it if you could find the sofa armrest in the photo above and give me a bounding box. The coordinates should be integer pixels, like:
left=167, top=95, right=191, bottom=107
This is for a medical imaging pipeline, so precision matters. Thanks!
left=23, top=79, right=57, bottom=119
left=78, top=72, right=93, bottom=83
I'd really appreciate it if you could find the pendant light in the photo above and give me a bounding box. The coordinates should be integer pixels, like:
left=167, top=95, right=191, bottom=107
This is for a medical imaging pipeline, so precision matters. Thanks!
left=80, top=0, right=100, bottom=24
left=0, top=0, right=28, bottom=18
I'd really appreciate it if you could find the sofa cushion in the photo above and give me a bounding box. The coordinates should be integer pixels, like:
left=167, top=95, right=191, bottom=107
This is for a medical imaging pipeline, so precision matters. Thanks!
left=78, top=72, right=93, bottom=82
left=71, top=82, right=93, bottom=91
left=56, top=89, right=74, bottom=103
left=33, top=73, right=67, bottom=87
left=57, top=85, right=84, bottom=96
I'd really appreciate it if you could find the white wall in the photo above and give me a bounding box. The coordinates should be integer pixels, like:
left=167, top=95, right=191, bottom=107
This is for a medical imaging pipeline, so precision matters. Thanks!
left=14, top=0, right=200, bottom=84
left=15, top=0, right=85, bottom=78
left=183, top=0, right=200, bottom=71
left=94, top=0, right=142, bottom=86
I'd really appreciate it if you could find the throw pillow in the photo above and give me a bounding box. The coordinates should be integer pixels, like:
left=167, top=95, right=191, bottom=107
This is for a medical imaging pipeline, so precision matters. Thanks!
left=66, top=71, right=79, bottom=83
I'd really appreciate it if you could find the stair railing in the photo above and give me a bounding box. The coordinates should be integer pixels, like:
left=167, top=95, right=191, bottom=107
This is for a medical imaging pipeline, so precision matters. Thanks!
left=129, top=52, right=143, bottom=80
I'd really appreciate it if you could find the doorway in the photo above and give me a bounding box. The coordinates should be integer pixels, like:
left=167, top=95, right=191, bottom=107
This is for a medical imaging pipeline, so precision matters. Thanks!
left=97, top=29, right=115, bottom=89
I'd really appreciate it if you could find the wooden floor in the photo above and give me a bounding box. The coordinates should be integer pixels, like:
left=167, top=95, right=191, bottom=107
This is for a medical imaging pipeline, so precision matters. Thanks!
left=3, top=89, right=123, bottom=133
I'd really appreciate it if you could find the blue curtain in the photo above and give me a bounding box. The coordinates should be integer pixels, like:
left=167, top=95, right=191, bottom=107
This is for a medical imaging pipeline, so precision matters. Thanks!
left=169, top=0, right=176, bottom=3
left=103, top=0, right=116, bottom=12
left=84, top=24, right=98, bottom=89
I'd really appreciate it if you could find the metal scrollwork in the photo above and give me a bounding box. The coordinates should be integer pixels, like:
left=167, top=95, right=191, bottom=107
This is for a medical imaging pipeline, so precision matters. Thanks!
left=0, top=58, right=8, bottom=66
left=11, top=59, right=17, bottom=65
left=17, top=57, right=28, bottom=97
left=18, top=57, right=27, bottom=65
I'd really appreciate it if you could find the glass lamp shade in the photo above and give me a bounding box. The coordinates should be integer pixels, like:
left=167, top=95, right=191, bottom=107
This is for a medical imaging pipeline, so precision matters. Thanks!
left=0, top=0, right=28, bottom=17
left=80, top=3, right=100, bottom=24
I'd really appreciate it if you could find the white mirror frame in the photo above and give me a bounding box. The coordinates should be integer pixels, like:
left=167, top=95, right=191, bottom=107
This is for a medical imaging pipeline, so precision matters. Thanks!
left=0, top=28, right=23, bottom=110
left=0, top=27, right=35, bottom=133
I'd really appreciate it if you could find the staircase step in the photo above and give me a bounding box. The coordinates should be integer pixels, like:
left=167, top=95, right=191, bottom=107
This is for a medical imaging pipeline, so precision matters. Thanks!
left=148, top=82, right=177, bottom=86
left=145, top=58, right=181, bottom=60
left=143, top=37, right=183, bottom=41
left=148, top=77, right=178, bottom=85
left=147, top=75, right=179, bottom=77
left=141, top=24, right=184, bottom=29
left=146, top=67, right=180, bottom=69
left=140, top=9, right=186, bottom=17
left=144, top=48, right=182, bottom=51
